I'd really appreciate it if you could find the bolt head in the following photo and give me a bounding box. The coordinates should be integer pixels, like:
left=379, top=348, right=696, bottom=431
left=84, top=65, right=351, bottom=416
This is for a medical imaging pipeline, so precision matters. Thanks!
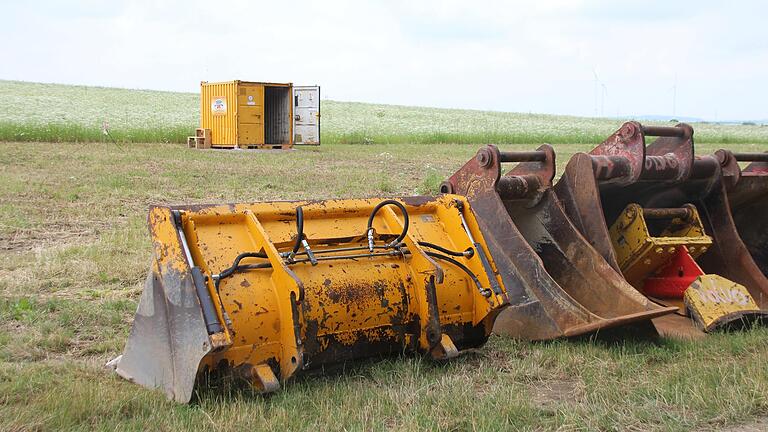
left=476, top=149, right=493, bottom=167
left=620, top=123, right=636, bottom=139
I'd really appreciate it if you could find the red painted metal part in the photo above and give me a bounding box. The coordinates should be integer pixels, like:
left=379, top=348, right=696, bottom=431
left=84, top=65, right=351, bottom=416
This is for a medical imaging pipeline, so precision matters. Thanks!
left=587, top=121, right=645, bottom=185
left=642, top=246, right=703, bottom=299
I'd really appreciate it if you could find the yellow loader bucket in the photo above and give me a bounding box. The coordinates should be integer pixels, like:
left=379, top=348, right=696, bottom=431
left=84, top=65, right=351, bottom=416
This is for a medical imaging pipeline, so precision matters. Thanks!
left=441, top=146, right=676, bottom=340
left=111, top=196, right=508, bottom=402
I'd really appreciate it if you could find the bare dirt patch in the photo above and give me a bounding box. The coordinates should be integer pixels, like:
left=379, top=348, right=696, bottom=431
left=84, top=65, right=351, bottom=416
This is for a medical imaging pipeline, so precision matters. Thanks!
left=529, top=379, right=584, bottom=408
left=1, top=223, right=100, bottom=252
left=714, top=417, right=768, bottom=432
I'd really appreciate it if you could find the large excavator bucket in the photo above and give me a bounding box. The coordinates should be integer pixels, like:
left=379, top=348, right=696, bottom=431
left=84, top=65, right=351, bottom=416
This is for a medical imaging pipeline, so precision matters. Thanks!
left=717, top=151, right=768, bottom=277
left=110, top=196, right=508, bottom=402
left=440, top=146, right=676, bottom=341
left=554, top=122, right=768, bottom=337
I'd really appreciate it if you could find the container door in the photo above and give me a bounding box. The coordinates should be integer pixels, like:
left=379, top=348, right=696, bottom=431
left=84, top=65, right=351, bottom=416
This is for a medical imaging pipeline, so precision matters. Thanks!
left=293, top=86, right=320, bottom=145
left=238, top=84, right=265, bottom=146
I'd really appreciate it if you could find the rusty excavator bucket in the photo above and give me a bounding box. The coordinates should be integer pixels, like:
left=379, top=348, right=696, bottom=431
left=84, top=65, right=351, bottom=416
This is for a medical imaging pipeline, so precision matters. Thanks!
left=110, top=196, right=509, bottom=402
left=440, top=146, right=676, bottom=341
left=718, top=151, right=768, bottom=278
left=554, top=122, right=768, bottom=337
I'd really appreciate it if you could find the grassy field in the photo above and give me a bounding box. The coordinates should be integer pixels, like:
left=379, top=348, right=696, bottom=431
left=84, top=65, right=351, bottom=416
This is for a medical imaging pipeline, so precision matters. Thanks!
left=1, top=137, right=768, bottom=431
left=2, top=80, right=768, bottom=145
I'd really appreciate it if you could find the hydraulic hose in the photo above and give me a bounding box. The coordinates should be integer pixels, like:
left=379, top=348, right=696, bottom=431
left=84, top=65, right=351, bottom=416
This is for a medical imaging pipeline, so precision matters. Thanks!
left=418, top=241, right=474, bottom=258
left=367, top=199, right=409, bottom=250
left=292, top=206, right=304, bottom=255
left=213, top=251, right=269, bottom=290
left=217, top=252, right=268, bottom=279
left=425, top=251, right=490, bottom=297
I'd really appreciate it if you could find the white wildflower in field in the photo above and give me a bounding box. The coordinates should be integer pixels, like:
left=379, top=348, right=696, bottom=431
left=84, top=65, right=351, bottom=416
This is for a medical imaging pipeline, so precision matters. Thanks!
left=320, top=101, right=768, bottom=144
left=0, top=80, right=766, bottom=144
left=0, top=80, right=197, bottom=130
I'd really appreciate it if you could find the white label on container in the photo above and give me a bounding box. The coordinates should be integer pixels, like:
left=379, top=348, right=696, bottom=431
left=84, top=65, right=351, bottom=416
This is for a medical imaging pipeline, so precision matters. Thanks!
left=211, top=96, right=227, bottom=115
left=247, top=95, right=256, bottom=106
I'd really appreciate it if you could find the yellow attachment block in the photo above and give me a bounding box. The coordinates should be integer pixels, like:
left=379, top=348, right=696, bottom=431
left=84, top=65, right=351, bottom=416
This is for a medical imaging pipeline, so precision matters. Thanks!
left=125, top=195, right=507, bottom=399
left=609, top=203, right=712, bottom=286
left=684, top=274, right=763, bottom=332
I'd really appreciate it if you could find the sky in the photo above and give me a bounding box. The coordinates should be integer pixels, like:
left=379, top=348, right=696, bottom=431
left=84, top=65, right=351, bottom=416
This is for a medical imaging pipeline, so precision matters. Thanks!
left=1, top=0, right=766, bottom=121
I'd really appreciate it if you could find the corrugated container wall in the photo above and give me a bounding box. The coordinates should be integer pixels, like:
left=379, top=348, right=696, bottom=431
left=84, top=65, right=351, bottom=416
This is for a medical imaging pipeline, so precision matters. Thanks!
left=200, top=81, right=239, bottom=146
left=200, top=81, right=293, bottom=148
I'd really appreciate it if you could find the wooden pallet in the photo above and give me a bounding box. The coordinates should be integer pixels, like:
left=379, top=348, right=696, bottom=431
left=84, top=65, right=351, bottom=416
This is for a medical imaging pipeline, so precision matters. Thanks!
left=209, top=144, right=293, bottom=150
left=241, top=144, right=293, bottom=150
left=187, top=128, right=212, bottom=149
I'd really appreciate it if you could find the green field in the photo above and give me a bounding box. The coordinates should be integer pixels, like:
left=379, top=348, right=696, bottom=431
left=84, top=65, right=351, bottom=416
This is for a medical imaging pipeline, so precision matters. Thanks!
left=1, top=80, right=767, bottom=145
left=1, top=81, right=768, bottom=431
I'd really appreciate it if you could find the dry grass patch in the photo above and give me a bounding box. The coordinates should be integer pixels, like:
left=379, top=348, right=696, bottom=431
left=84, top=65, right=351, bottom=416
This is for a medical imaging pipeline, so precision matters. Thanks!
left=1, top=140, right=767, bottom=430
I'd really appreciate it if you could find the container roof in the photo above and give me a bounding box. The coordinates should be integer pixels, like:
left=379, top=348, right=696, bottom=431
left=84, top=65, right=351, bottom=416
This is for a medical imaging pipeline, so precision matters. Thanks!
left=201, top=80, right=292, bottom=86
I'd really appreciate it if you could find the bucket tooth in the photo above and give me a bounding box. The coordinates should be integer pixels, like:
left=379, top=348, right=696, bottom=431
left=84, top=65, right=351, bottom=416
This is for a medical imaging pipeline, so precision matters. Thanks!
left=554, top=122, right=768, bottom=337
left=430, top=334, right=459, bottom=360
left=113, top=196, right=508, bottom=401
left=442, top=144, right=676, bottom=341
left=246, top=364, right=280, bottom=393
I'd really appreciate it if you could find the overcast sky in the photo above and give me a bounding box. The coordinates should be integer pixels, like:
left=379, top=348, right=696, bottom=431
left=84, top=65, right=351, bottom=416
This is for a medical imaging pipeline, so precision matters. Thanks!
left=2, top=1, right=766, bottom=120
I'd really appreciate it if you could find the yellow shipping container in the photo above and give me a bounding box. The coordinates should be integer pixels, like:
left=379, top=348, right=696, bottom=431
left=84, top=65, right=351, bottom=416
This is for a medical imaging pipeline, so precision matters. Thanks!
left=200, top=81, right=305, bottom=149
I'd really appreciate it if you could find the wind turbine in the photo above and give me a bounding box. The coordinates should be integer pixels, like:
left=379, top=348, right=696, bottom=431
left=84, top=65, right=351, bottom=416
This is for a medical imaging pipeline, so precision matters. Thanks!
left=593, top=69, right=599, bottom=116
left=672, top=74, right=677, bottom=117
left=593, top=69, right=608, bottom=117
left=601, top=82, right=608, bottom=117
